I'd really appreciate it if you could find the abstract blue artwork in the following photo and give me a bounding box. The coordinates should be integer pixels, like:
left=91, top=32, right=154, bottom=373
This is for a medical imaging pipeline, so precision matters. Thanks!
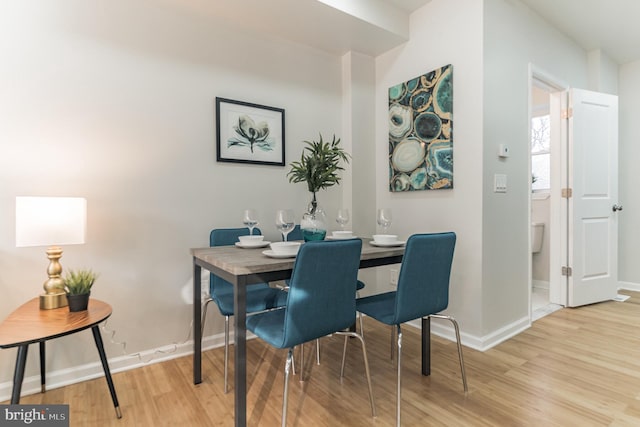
left=388, top=64, right=453, bottom=191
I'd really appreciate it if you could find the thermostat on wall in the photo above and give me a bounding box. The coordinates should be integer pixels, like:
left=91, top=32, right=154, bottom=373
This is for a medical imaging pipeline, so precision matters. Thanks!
left=498, top=144, right=509, bottom=158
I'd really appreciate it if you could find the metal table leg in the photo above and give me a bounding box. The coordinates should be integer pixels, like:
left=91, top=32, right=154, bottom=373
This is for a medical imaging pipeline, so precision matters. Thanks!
left=91, top=326, right=122, bottom=419
left=11, top=345, right=28, bottom=404
left=40, top=341, right=46, bottom=393
left=233, top=276, right=248, bottom=427
left=193, top=261, right=202, bottom=384
left=422, top=317, right=431, bottom=376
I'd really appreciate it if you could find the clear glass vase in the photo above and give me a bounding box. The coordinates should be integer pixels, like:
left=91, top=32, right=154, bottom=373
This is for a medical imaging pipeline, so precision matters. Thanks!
left=301, top=195, right=327, bottom=241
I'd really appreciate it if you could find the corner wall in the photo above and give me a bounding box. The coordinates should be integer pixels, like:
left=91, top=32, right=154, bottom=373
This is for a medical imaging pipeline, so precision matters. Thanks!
left=482, top=0, right=590, bottom=338
left=588, top=49, right=619, bottom=95
left=0, top=0, right=344, bottom=391
left=375, top=0, right=485, bottom=339
left=342, top=51, right=378, bottom=291
left=618, top=60, right=640, bottom=288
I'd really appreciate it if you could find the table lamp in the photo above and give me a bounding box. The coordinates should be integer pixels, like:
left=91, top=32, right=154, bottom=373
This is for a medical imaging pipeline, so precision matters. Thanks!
left=16, top=196, right=87, bottom=310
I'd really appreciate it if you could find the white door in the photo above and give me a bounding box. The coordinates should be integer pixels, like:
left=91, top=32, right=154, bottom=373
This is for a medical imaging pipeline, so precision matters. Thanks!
left=562, top=89, right=620, bottom=307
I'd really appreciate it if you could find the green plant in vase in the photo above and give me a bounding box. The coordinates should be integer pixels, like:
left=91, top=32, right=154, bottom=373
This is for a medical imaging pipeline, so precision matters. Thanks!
left=64, top=269, right=98, bottom=312
left=287, top=134, right=350, bottom=241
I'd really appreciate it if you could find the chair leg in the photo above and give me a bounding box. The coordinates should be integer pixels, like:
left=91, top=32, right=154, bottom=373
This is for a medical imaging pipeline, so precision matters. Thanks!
left=390, top=325, right=396, bottom=361
left=356, top=291, right=364, bottom=339
left=299, top=343, right=305, bottom=382
left=337, top=330, right=376, bottom=418
left=396, top=324, right=402, bottom=427
left=340, top=335, right=349, bottom=377
left=429, top=314, right=468, bottom=392
left=296, top=340, right=320, bottom=380
left=200, top=297, right=213, bottom=339
left=224, top=316, right=230, bottom=394
left=342, top=311, right=365, bottom=373
left=202, top=298, right=232, bottom=394
left=282, top=348, right=294, bottom=427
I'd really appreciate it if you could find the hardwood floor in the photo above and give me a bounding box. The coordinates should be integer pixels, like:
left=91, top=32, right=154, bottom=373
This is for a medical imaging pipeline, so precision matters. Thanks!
left=9, top=290, right=640, bottom=426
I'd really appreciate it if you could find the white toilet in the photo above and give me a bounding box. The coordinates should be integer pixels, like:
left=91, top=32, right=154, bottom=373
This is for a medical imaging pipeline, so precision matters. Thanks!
left=531, top=222, right=545, bottom=254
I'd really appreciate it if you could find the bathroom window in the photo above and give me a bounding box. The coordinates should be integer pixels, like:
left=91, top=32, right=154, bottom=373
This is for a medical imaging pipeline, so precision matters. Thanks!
left=531, top=115, right=550, bottom=191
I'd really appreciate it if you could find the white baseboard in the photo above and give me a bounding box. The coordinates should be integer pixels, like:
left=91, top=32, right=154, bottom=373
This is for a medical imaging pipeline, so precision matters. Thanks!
left=0, top=329, right=238, bottom=403
left=532, top=280, right=549, bottom=290
left=405, top=314, right=530, bottom=352
left=619, top=281, right=640, bottom=292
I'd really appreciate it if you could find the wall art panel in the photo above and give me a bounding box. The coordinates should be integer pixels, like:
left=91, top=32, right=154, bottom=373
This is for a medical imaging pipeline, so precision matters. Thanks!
left=388, top=64, right=453, bottom=191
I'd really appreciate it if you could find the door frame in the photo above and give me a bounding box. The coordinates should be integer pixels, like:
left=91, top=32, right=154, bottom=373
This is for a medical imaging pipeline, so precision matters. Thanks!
left=528, top=64, right=569, bottom=318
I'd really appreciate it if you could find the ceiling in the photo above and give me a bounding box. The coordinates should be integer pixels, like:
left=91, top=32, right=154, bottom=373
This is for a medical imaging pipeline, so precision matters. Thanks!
left=171, top=0, right=431, bottom=57
left=520, top=0, right=640, bottom=65
left=187, top=0, right=640, bottom=64
left=384, top=0, right=431, bottom=12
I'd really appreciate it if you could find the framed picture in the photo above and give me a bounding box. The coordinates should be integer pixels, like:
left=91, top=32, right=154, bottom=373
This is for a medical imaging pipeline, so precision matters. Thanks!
left=388, top=64, right=453, bottom=192
left=216, top=97, right=285, bottom=166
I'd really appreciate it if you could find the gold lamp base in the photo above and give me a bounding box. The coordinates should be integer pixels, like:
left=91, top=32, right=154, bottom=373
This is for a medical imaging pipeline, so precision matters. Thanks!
left=40, top=292, right=68, bottom=310
left=39, top=246, right=69, bottom=310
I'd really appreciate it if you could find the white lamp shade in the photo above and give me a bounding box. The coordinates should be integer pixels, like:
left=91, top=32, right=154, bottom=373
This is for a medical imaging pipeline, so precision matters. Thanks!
left=16, top=197, right=87, bottom=247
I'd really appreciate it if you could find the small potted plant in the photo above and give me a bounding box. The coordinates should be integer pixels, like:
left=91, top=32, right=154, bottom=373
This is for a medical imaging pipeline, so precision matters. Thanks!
left=64, top=269, right=98, bottom=312
left=287, top=134, right=350, bottom=240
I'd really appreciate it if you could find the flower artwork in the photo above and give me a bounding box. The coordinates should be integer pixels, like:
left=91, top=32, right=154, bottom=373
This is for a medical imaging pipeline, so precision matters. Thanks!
left=388, top=64, right=453, bottom=192
left=216, top=97, right=285, bottom=166
left=229, top=115, right=272, bottom=153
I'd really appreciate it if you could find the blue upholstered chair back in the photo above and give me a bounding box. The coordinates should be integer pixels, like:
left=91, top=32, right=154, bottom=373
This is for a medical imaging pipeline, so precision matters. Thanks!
left=209, top=227, right=262, bottom=299
left=280, top=239, right=362, bottom=349
left=393, top=232, right=456, bottom=325
left=285, top=224, right=303, bottom=241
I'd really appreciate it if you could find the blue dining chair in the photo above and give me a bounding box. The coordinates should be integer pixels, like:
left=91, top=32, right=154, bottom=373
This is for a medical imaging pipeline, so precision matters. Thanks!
left=202, top=227, right=287, bottom=393
left=282, top=225, right=366, bottom=297
left=350, top=232, right=467, bottom=427
left=279, top=225, right=366, bottom=367
left=246, top=239, right=376, bottom=426
left=285, top=224, right=303, bottom=241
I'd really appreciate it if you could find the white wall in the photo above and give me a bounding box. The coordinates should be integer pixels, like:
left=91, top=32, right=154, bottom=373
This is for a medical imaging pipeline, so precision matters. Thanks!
left=2, top=0, right=633, bottom=398
left=482, top=0, right=590, bottom=337
left=0, top=0, right=346, bottom=390
left=342, top=52, right=377, bottom=239
left=618, top=59, right=640, bottom=287
left=374, top=0, right=596, bottom=346
left=375, top=0, right=485, bottom=338
left=342, top=52, right=378, bottom=290
left=588, top=49, right=619, bottom=95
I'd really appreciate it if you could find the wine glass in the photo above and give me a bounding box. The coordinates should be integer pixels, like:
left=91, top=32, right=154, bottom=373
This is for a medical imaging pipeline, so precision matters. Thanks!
left=243, top=209, right=259, bottom=235
left=336, top=208, right=350, bottom=230
left=377, top=208, right=392, bottom=233
left=275, top=209, right=295, bottom=241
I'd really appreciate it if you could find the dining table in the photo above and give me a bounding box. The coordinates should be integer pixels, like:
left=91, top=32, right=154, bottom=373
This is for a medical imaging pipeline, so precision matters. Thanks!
left=191, top=238, right=433, bottom=427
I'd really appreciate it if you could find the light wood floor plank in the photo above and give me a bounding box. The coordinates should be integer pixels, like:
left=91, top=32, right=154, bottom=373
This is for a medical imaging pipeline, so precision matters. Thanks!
left=6, top=290, right=640, bottom=426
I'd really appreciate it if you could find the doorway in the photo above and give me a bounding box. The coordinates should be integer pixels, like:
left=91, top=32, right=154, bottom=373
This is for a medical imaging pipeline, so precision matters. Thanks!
left=529, top=73, right=564, bottom=321
left=529, top=68, right=620, bottom=318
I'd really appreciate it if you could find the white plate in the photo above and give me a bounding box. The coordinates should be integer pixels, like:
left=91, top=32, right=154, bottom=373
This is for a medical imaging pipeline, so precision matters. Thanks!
left=262, top=249, right=297, bottom=258
left=326, top=235, right=358, bottom=240
left=235, top=241, right=271, bottom=249
left=370, top=240, right=406, bottom=247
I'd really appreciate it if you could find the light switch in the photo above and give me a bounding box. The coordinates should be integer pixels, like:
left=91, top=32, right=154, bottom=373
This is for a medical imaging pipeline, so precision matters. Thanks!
left=494, top=174, right=507, bottom=193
